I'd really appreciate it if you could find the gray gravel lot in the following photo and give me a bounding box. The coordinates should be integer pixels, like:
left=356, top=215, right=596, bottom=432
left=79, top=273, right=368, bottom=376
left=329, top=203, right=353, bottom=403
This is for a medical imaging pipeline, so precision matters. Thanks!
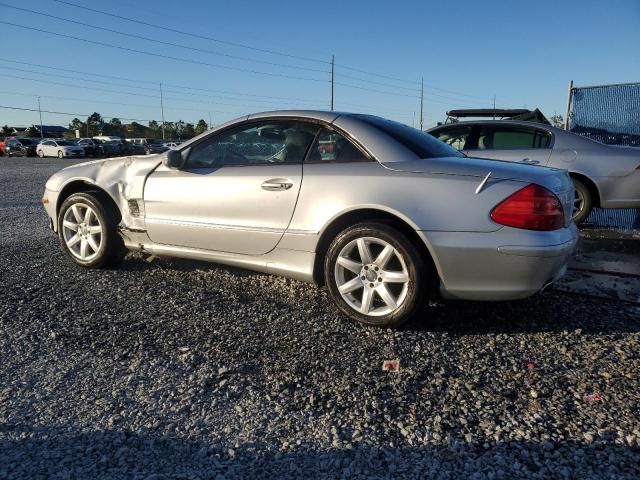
left=1, top=157, right=639, bottom=479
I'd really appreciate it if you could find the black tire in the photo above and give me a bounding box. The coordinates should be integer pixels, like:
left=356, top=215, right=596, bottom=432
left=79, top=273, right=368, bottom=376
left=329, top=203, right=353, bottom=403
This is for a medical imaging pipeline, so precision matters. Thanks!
left=324, top=222, right=428, bottom=327
left=57, top=192, right=125, bottom=269
left=572, top=178, right=592, bottom=225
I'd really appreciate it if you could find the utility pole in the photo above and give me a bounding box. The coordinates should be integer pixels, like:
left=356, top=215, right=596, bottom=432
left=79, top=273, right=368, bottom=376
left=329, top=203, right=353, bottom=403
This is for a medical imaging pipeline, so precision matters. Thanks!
left=419, top=78, right=424, bottom=131
left=564, top=80, right=573, bottom=130
left=37, top=96, right=44, bottom=139
left=208, top=112, right=212, bottom=130
left=159, top=82, right=166, bottom=140
left=330, top=55, right=335, bottom=111
left=493, top=95, right=496, bottom=119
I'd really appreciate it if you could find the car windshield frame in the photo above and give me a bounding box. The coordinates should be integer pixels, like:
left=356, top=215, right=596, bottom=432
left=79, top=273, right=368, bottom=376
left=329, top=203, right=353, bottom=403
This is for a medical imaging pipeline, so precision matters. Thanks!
left=354, top=114, right=465, bottom=159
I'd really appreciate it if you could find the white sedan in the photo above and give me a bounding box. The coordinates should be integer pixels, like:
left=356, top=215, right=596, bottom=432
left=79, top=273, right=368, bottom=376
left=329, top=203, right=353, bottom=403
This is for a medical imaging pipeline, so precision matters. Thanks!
left=37, top=139, right=85, bottom=159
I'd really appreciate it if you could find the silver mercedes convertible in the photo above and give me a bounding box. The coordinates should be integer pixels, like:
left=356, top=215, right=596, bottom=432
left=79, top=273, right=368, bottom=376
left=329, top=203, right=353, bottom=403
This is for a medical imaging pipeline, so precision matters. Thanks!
left=42, top=111, right=578, bottom=327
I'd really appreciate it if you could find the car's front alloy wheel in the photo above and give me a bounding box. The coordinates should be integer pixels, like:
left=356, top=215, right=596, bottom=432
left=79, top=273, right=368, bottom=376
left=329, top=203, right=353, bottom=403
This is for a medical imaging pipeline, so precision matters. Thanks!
left=37, top=150, right=44, bottom=158
left=57, top=150, right=64, bottom=159
left=58, top=192, right=125, bottom=268
left=325, top=222, right=427, bottom=327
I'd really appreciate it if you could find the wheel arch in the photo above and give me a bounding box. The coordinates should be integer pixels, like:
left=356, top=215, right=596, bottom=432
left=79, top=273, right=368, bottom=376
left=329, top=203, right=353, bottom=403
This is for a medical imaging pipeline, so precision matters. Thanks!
left=56, top=180, right=122, bottom=228
left=569, top=172, right=601, bottom=208
left=312, top=207, right=442, bottom=290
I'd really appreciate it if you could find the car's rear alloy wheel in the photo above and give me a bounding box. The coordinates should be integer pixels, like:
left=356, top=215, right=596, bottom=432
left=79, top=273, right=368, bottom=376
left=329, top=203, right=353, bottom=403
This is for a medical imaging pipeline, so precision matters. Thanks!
left=572, top=178, right=592, bottom=225
left=58, top=192, right=125, bottom=268
left=38, top=150, right=44, bottom=158
left=58, top=150, right=64, bottom=159
left=325, top=222, right=427, bottom=327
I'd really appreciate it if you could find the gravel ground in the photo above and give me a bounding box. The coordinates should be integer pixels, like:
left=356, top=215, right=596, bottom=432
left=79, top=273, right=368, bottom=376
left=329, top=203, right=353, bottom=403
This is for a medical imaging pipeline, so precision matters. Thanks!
left=1, top=157, right=639, bottom=479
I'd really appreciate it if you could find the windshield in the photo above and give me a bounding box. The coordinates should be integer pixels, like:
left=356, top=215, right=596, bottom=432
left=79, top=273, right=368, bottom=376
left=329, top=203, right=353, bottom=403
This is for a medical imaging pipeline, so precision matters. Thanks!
left=19, top=138, right=37, bottom=145
left=354, top=114, right=465, bottom=159
left=56, top=141, right=72, bottom=146
left=147, top=138, right=163, bottom=145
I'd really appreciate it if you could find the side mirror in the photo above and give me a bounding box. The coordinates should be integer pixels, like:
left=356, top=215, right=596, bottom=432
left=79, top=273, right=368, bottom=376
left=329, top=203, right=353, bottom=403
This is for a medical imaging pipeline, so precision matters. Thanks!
left=163, top=149, right=185, bottom=169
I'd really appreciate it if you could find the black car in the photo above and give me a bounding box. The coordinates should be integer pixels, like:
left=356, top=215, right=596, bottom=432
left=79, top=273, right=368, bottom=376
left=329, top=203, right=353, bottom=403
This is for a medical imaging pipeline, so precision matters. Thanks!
left=3, top=137, right=39, bottom=157
left=76, top=138, right=105, bottom=157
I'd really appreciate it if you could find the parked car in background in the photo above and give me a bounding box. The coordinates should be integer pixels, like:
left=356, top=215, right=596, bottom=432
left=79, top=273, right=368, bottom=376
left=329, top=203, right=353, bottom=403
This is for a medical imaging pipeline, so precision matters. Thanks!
left=76, top=138, right=105, bottom=157
left=92, top=138, right=120, bottom=157
left=41, top=110, right=578, bottom=327
left=163, top=142, right=181, bottom=149
left=427, top=120, right=640, bottom=223
left=0, top=136, right=11, bottom=156
left=3, top=137, right=39, bottom=157
left=37, top=139, right=85, bottom=158
left=145, top=138, right=169, bottom=155
left=126, top=140, right=146, bottom=155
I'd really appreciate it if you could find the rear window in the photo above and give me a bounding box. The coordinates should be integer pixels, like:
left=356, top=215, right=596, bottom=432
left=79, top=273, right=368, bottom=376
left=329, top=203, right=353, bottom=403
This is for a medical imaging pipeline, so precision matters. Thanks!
left=354, top=115, right=464, bottom=159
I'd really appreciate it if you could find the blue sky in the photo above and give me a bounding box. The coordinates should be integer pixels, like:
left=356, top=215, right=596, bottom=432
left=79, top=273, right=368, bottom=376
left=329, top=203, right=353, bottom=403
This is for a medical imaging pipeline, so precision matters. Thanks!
left=0, top=0, right=638, bottom=130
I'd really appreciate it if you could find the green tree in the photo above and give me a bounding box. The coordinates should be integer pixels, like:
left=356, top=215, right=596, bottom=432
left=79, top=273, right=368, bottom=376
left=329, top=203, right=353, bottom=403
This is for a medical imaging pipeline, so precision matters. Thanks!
left=148, top=120, right=161, bottom=139
left=550, top=114, right=564, bottom=129
left=1, top=125, right=13, bottom=136
left=67, top=118, right=86, bottom=138
left=182, top=122, right=196, bottom=139
left=25, top=126, right=41, bottom=137
left=104, top=117, right=123, bottom=137
left=195, top=119, right=208, bottom=135
left=87, top=112, right=104, bottom=136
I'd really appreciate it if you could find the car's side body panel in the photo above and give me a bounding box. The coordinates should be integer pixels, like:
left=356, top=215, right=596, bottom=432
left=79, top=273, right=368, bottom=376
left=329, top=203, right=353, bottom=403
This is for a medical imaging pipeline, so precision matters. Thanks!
left=143, top=162, right=303, bottom=255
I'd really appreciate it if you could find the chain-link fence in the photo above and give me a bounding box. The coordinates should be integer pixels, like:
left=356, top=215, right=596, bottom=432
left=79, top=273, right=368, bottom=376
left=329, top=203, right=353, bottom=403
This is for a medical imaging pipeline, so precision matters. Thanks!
left=567, top=82, right=640, bottom=147
left=566, top=81, right=640, bottom=232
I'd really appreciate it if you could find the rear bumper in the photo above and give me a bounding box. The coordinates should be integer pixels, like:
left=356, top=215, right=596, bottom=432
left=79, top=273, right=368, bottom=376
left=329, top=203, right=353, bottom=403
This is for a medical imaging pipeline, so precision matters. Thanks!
left=420, top=224, right=579, bottom=301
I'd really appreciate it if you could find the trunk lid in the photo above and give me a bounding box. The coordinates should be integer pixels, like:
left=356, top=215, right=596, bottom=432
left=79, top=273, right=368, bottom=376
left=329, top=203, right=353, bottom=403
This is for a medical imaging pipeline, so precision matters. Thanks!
left=381, top=156, right=575, bottom=227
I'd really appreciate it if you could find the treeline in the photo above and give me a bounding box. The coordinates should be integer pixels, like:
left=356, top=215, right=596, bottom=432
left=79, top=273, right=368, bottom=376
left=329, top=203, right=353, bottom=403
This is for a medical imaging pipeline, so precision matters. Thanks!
left=66, top=113, right=210, bottom=139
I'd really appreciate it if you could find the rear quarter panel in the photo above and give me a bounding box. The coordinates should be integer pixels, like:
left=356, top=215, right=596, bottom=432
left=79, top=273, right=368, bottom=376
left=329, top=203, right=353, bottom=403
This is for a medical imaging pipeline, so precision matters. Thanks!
left=290, top=162, right=535, bottom=234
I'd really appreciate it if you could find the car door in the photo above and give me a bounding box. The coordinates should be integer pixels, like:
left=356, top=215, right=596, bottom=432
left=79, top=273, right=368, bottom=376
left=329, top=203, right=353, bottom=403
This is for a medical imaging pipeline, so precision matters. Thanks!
left=40, top=140, right=53, bottom=156
left=143, top=119, right=320, bottom=255
left=465, top=124, right=553, bottom=165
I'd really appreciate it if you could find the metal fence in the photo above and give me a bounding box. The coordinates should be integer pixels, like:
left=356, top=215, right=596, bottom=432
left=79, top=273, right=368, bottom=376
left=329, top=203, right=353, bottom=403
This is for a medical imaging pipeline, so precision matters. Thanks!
left=566, top=81, right=640, bottom=231
left=567, top=81, right=640, bottom=147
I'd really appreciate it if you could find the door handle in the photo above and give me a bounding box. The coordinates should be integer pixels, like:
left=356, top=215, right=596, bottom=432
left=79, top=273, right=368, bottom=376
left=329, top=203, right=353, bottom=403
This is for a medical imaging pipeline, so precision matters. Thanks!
left=521, top=158, right=540, bottom=165
left=261, top=179, right=293, bottom=191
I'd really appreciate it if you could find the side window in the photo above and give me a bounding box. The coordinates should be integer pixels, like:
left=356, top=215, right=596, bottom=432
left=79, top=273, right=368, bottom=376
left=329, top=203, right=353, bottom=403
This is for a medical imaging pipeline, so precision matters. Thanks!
left=432, top=126, right=472, bottom=151
left=306, top=128, right=369, bottom=163
left=477, top=126, right=551, bottom=150
left=186, top=120, right=319, bottom=169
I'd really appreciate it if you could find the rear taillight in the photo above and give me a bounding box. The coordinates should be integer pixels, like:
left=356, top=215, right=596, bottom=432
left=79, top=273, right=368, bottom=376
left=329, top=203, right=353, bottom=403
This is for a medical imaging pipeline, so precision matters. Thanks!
left=491, top=183, right=564, bottom=231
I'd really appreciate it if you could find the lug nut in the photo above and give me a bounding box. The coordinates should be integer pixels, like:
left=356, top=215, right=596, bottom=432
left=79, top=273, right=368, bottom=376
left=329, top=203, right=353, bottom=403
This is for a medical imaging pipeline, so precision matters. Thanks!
left=364, top=266, right=369, bottom=270
left=361, top=276, right=365, bottom=280
left=378, top=278, right=382, bottom=282
left=369, top=283, right=374, bottom=287
left=374, top=266, right=379, bottom=271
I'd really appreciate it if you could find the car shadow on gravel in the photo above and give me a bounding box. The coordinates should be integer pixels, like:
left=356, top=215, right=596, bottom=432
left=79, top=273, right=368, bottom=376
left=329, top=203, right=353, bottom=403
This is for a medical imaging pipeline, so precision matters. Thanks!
left=114, top=254, right=640, bottom=336
left=402, top=292, right=640, bottom=335
left=1, top=426, right=638, bottom=479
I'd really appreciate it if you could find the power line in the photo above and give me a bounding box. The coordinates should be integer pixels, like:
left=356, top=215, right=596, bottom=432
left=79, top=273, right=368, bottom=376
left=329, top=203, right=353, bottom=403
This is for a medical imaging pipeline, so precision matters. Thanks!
left=0, top=21, right=329, bottom=83
left=0, top=74, right=325, bottom=113
left=334, top=82, right=420, bottom=99
left=0, top=58, right=327, bottom=104
left=0, top=104, right=154, bottom=122
left=0, top=64, right=322, bottom=107
left=0, top=3, right=329, bottom=75
left=51, top=0, right=329, bottom=65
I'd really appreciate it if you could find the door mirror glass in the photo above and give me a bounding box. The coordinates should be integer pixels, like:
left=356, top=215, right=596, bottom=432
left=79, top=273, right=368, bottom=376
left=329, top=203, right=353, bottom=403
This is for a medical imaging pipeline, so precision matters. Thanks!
left=163, top=149, right=185, bottom=169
